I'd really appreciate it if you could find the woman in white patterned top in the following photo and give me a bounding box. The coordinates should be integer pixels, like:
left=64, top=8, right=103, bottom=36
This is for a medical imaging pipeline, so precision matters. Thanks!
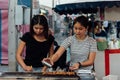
left=43, top=16, right=97, bottom=71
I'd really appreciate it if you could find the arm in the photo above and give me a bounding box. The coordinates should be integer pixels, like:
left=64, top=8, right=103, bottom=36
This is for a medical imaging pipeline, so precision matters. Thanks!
left=80, top=38, right=97, bottom=67
left=42, top=46, right=66, bottom=67
left=51, top=37, right=72, bottom=63
left=48, top=42, right=54, bottom=57
left=51, top=46, right=66, bottom=63
left=80, top=52, right=96, bottom=67
left=69, top=52, right=96, bottom=70
left=42, top=37, right=71, bottom=68
left=16, top=40, right=32, bottom=71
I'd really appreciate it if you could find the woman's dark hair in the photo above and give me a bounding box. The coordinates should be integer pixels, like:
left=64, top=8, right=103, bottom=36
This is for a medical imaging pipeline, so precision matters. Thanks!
left=30, top=15, right=49, bottom=38
left=73, top=16, right=88, bottom=28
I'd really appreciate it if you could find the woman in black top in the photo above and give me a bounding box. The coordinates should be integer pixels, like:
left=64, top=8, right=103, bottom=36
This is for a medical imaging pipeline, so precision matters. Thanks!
left=16, top=15, right=54, bottom=72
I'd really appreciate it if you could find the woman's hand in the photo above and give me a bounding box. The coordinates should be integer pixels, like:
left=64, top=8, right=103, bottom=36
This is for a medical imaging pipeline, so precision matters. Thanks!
left=42, top=58, right=54, bottom=65
left=42, top=58, right=54, bottom=66
left=23, top=65, right=33, bottom=72
left=69, top=62, right=79, bottom=71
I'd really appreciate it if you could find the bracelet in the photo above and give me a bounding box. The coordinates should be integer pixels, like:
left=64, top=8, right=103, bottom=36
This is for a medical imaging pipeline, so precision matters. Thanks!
left=77, top=62, right=82, bottom=68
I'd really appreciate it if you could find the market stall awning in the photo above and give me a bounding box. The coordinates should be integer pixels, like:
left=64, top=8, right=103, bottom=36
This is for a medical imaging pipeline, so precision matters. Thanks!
left=53, top=1, right=120, bottom=15
left=0, top=1, right=8, bottom=9
left=18, top=0, right=31, bottom=7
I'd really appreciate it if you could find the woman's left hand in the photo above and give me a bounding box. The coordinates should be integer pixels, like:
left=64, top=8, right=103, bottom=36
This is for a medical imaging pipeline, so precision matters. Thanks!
left=69, top=63, right=79, bottom=71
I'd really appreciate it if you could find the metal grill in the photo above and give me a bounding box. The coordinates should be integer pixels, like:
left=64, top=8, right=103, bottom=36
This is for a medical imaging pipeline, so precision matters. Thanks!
left=0, top=72, right=79, bottom=80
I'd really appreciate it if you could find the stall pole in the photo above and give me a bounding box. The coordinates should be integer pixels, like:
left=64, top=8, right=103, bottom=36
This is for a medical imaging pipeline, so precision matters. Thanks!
left=8, top=0, right=18, bottom=71
left=52, top=0, right=55, bottom=31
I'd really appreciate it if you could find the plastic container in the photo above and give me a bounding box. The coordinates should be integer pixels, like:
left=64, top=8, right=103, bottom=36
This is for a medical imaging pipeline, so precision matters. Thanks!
left=77, top=73, right=95, bottom=80
left=97, top=41, right=108, bottom=51
left=102, top=75, right=118, bottom=80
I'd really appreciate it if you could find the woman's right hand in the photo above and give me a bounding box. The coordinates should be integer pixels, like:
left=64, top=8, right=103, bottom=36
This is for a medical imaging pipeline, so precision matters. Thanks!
left=42, top=58, right=54, bottom=66
left=23, top=65, right=33, bottom=72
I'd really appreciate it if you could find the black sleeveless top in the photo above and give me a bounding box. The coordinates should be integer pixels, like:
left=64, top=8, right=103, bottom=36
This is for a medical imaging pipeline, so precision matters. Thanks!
left=20, top=32, right=54, bottom=67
